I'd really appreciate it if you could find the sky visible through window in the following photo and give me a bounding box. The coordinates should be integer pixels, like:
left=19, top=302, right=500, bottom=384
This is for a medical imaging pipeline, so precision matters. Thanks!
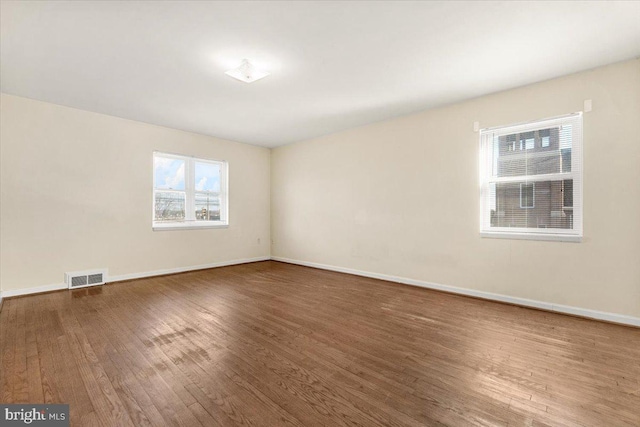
left=154, top=157, right=185, bottom=190
left=154, top=156, right=221, bottom=193
left=195, top=162, right=221, bottom=192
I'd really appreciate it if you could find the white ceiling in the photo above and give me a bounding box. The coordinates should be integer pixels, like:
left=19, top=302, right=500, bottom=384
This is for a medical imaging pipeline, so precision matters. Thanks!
left=2, top=1, right=640, bottom=147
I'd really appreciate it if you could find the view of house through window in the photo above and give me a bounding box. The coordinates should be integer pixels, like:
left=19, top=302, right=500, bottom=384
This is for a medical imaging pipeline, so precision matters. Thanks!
left=480, top=113, right=582, bottom=240
left=153, top=152, right=228, bottom=229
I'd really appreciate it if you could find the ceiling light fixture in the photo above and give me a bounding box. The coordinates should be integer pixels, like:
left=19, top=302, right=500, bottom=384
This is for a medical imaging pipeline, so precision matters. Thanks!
left=225, top=59, right=269, bottom=83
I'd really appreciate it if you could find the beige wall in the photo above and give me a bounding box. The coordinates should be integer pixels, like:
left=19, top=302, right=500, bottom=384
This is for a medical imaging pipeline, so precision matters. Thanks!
left=0, top=94, right=270, bottom=292
left=271, top=59, right=640, bottom=318
left=2, top=60, right=639, bottom=318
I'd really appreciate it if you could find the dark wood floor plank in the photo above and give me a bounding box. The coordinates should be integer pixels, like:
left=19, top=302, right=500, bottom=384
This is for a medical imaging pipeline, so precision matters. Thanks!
left=1, top=300, right=17, bottom=403
left=86, top=289, right=206, bottom=427
left=56, top=304, right=136, bottom=427
left=1, top=261, right=639, bottom=427
left=24, top=298, right=44, bottom=403
left=153, top=275, right=410, bottom=426
left=42, top=297, right=76, bottom=407
left=71, top=300, right=155, bottom=427
left=175, top=275, right=521, bottom=425
left=12, top=299, right=29, bottom=402
left=169, top=283, right=486, bottom=426
left=120, top=279, right=314, bottom=427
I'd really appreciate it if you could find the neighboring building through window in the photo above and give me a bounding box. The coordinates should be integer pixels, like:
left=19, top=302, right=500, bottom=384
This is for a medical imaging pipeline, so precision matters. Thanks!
left=153, top=152, right=228, bottom=230
left=479, top=113, right=583, bottom=241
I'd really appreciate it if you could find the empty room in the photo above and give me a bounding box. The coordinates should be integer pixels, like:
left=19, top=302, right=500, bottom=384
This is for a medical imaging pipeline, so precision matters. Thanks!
left=1, top=1, right=639, bottom=426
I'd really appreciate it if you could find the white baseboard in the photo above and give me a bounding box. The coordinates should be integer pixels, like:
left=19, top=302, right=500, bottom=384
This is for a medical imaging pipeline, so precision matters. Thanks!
left=0, top=256, right=270, bottom=300
left=108, top=256, right=270, bottom=282
left=2, top=255, right=637, bottom=327
left=271, top=256, right=640, bottom=327
left=0, top=282, right=67, bottom=299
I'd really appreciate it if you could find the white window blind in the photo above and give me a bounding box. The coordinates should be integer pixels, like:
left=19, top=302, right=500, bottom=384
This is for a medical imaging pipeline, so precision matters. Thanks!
left=479, top=113, right=582, bottom=241
left=153, top=152, right=228, bottom=230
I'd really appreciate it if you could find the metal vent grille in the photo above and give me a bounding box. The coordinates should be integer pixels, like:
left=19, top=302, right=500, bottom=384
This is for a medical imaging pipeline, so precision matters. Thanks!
left=88, top=273, right=103, bottom=284
left=65, top=269, right=108, bottom=289
left=71, top=275, right=88, bottom=287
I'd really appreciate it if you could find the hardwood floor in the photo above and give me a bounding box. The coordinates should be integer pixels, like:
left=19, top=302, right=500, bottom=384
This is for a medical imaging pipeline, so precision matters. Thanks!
left=1, top=261, right=639, bottom=426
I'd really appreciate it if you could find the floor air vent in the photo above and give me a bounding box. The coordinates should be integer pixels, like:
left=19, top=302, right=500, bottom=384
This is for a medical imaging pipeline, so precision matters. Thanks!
left=65, top=269, right=108, bottom=289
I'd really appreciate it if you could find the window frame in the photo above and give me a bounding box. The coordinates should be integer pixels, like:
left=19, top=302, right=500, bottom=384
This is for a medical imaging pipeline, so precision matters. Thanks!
left=479, top=113, right=583, bottom=242
left=152, top=151, right=229, bottom=231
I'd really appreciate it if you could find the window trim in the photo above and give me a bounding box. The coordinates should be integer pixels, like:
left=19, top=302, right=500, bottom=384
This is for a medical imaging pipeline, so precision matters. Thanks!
left=152, top=151, right=229, bottom=231
left=479, top=113, right=583, bottom=242
left=479, top=231, right=582, bottom=243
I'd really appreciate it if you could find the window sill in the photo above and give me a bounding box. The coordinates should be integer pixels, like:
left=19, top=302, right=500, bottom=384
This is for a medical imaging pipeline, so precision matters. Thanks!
left=153, top=222, right=228, bottom=231
left=480, top=231, right=582, bottom=243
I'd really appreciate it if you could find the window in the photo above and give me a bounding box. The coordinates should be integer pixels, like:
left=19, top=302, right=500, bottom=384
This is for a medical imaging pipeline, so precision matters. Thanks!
left=540, top=128, right=551, bottom=148
left=479, top=113, right=582, bottom=241
left=153, top=152, right=228, bottom=230
left=519, top=183, right=534, bottom=208
left=541, top=136, right=550, bottom=147
left=520, top=131, right=535, bottom=150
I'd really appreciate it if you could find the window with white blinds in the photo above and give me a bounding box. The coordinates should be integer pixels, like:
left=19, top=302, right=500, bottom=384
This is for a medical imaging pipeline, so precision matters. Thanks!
left=479, top=113, right=582, bottom=242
